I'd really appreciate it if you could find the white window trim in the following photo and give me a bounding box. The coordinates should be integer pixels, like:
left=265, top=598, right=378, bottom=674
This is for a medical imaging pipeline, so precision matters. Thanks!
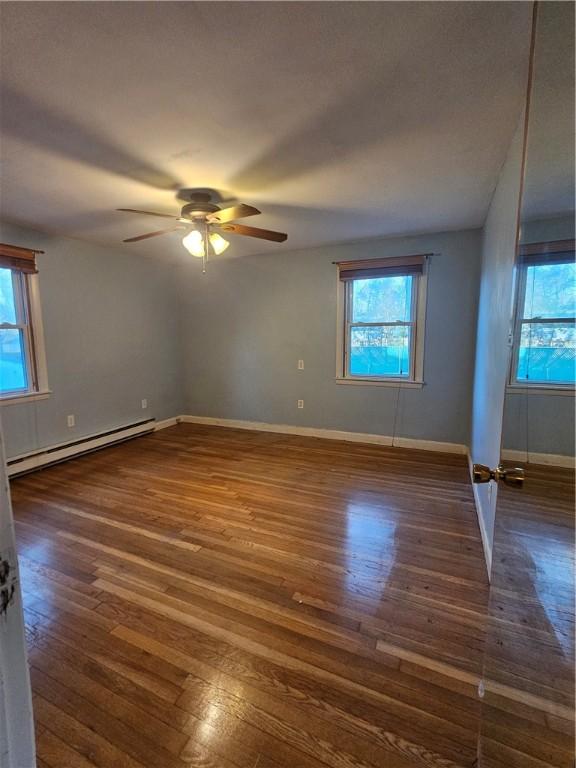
left=335, top=377, right=424, bottom=389
left=335, top=264, right=427, bottom=387
left=506, top=385, right=574, bottom=397
left=508, top=260, right=575, bottom=394
left=0, top=273, right=49, bottom=404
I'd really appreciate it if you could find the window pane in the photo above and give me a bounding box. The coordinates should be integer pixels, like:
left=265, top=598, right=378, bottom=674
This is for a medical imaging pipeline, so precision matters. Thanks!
left=0, top=268, right=17, bottom=324
left=516, top=322, right=575, bottom=383
left=522, top=262, right=576, bottom=320
left=349, top=326, right=410, bottom=377
left=352, top=276, right=412, bottom=323
left=0, top=329, right=28, bottom=392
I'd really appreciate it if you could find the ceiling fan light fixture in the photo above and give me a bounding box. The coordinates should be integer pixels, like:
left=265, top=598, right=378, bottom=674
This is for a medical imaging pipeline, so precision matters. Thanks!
left=209, top=232, right=229, bottom=255
left=182, top=229, right=205, bottom=258
left=182, top=229, right=230, bottom=258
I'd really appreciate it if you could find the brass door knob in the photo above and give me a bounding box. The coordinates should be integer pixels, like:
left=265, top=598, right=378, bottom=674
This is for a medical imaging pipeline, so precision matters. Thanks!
left=496, top=465, right=524, bottom=488
left=472, top=463, right=524, bottom=488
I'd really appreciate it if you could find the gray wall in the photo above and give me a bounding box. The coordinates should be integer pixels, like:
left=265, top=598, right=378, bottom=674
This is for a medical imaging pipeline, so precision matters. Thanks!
left=179, top=229, right=482, bottom=446
left=503, top=391, right=574, bottom=456
left=502, top=214, right=575, bottom=457
left=0, top=222, right=184, bottom=458
left=470, top=118, right=525, bottom=557
left=520, top=214, right=575, bottom=244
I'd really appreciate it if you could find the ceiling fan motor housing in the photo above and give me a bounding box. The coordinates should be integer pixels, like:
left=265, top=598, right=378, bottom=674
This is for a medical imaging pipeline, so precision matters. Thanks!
left=180, top=200, right=220, bottom=221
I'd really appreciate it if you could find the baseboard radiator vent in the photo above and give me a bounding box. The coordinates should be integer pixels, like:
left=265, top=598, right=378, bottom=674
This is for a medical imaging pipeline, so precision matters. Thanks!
left=7, top=419, right=155, bottom=478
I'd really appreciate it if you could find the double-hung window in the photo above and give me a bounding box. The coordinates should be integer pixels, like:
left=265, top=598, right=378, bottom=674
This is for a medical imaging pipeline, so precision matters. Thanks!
left=336, top=254, right=428, bottom=384
left=511, top=240, right=575, bottom=388
left=0, top=243, right=48, bottom=400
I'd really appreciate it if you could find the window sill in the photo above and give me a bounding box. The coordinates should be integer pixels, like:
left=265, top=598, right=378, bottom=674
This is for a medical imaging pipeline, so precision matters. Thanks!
left=335, top=377, right=424, bottom=389
left=506, top=385, right=574, bottom=397
left=0, top=389, right=52, bottom=406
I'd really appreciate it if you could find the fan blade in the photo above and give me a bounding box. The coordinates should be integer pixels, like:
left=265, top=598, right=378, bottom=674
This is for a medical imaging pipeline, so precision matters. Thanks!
left=117, top=208, right=179, bottom=220
left=123, top=226, right=184, bottom=243
left=219, top=223, right=287, bottom=242
left=206, top=204, right=261, bottom=224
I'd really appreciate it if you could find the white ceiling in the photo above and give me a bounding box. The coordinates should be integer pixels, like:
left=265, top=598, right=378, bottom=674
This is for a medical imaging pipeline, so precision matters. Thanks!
left=521, top=1, right=575, bottom=221
left=0, top=1, right=533, bottom=260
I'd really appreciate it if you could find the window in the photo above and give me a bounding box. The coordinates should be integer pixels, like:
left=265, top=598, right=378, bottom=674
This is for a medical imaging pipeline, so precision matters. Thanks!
left=511, top=240, right=575, bottom=388
left=336, top=254, right=428, bottom=384
left=0, top=243, right=48, bottom=400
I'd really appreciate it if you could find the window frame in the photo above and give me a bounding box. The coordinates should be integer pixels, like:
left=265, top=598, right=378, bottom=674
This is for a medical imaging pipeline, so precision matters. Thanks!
left=0, top=269, right=49, bottom=404
left=336, top=262, right=428, bottom=387
left=508, top=251, right=575, bottom=392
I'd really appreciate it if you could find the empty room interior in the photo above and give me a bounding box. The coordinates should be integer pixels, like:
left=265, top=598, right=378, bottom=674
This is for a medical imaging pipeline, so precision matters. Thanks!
left=0, top=2, right=574, bottom=768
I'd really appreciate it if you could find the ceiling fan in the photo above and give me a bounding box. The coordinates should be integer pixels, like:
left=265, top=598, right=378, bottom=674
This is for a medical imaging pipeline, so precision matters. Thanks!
left=117, top=191, right=287, bottom=271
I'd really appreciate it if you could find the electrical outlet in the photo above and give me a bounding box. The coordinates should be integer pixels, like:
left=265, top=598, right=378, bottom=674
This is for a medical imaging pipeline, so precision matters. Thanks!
left=141, top=399, right=148, bottom=409
left=67, top=415, right=75, bottom=428
left=297, top=400, right=304, bottom=409
left=298, top=359, right=304, bottom=370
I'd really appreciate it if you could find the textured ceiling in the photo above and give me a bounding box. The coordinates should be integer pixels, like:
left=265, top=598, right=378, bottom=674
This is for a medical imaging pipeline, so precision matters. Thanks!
left=521, top=1, right=575, bottom=222
left=0, top=1, right=533, bottom=260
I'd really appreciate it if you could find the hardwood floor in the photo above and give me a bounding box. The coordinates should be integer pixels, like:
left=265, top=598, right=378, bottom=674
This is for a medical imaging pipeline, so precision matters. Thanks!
left=478, top=461, right=575, bottom=768
left=11, top=423, right=492, bottom=768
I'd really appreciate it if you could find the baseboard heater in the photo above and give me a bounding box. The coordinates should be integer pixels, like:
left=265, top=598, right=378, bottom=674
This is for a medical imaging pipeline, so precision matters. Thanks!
left=6, top=418, right=156, bottom=478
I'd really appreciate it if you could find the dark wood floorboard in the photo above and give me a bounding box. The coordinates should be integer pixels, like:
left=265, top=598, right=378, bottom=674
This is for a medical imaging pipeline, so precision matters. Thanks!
left=12, top=424, right=493, bottom=768
left=478, top=461, right=575, bottom=768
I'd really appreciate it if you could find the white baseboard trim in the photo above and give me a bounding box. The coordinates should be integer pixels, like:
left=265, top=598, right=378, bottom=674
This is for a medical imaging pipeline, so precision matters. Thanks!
left=7, top=419, right=156, bottom=477
left=390, top=436, right=466, bottom=454
left=178, top=415, right=467, bottom=455
left=154, top=417, right=180, bottom=431
left=466, top=450, right=492, bottom=579
left=501, top=448, right=574, bottom=468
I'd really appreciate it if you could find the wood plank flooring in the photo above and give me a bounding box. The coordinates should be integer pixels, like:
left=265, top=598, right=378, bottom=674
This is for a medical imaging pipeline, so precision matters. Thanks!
left=478, top=461, right=575, bottom=768
left=11, top=423, right=492, bottom=768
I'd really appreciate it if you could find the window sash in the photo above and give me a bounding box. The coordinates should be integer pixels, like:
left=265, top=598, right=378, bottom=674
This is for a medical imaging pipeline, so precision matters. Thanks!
left=344, top=276, right=418, bottom=380
left=0, top=270, right=38, bottom=395
left=510, top=262, right=576, bottom=387
left=520, top=317, right=576, bottom=325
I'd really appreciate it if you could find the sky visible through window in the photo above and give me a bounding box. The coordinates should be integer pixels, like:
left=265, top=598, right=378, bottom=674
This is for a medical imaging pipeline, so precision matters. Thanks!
left=517, top=261, right=575, bottom=384
left=0, top=267, right=27, bottom=393
left=349, top=276, right=412, bottom=377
